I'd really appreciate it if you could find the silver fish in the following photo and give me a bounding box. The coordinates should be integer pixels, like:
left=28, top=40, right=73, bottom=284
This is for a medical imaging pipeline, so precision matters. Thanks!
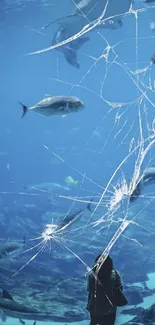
left=19, top=96, right=84, bottom=118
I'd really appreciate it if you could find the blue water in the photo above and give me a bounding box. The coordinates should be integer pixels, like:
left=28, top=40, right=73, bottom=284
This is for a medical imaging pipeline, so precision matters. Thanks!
left=1, top=0, right=155, bottom=324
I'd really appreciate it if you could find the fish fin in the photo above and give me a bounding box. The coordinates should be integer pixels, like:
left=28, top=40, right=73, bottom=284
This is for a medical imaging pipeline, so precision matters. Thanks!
left=44, top=94, right=52, bottom=97
left=72, top=37, right=90, bottom=51
left=42, top=13, right=76, bottom=30
left=19, top=318, right=25, bottom=325
left=0, top=310, right=6, bottom=322
left=18, top=102, right=28, bottom=118
left=3, top=250, right=8, bottom=256
left=2, top=289, right=14, bottom=301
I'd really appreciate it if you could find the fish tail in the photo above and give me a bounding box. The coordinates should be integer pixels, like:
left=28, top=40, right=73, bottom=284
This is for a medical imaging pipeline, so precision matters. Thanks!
left=18, top=102, right=28, bottom=118
left=87, top=199, right=93, bottom=212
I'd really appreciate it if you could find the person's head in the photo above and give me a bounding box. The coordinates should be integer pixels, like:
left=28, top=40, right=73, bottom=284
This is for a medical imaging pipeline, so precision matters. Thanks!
left=93, top=254, right=113, bottom=280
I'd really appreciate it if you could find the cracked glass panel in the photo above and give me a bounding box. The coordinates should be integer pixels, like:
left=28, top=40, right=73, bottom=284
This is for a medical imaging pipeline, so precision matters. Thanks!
left=1, top=0, right=155, bottom=324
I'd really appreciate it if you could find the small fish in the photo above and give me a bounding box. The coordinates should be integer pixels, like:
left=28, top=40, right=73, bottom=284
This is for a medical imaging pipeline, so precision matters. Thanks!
left=151, top=53, right=155, bottom=64
left=87, top=199, right=94, bottom=211
left=58, top=209, right=84, bottom=230
left=65, top=176, right=78, bottom=187
left=52, top=26, right=89, bottom=68
left=23, top=236, right=26, bottom=245
left=19, top=96, right=84, bottom=118
left=130, top=180, right=143, bottom=202
left=143, top=166, right=155, bottom=184
left=130, top=166, right=155, bottom=202
left=57, top=201, right=93, bottom=230
left=0, top=242, right=23, bottom=259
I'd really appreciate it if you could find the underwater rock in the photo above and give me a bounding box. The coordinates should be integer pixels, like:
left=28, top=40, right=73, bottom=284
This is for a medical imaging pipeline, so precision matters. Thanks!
left=122, top=304, right=155, bottom=324
left=63, top=310, right=85, bottom=321
left=121, top=306, right=144, bottom=315
left=124, top=286, right=143, bottom=305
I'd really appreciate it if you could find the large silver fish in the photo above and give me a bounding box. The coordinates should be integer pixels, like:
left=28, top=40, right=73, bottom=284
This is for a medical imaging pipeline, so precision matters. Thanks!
left=19, top=96, right=84, bottom=118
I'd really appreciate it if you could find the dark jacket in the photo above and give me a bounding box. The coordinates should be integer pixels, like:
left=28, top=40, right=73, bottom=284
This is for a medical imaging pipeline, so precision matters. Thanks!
left=87, top=269, right=123, bottom=316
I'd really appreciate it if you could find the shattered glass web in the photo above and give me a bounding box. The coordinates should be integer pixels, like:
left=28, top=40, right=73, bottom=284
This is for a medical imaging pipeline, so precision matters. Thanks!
left=20, top=1, right=155, bottom=273
left=1, top=0, right=155, bottom=321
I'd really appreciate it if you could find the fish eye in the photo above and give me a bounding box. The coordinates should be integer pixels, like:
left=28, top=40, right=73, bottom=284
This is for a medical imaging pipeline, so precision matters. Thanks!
left=68, top=100, right=82, bottom=108
left=76, top=101, right=82, bottom=107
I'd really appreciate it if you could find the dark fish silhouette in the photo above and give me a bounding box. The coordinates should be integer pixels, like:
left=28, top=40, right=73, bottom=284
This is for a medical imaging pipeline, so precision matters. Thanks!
left=57, top=200, right=93, bottom=230
left=87, top=199, right=93, bottom=211
left=130, top=166, right=155, bottom=202
left=144, top=0, right=155, bottom=3
left=2, top=290, right=14, bottom=301
left=52, top=26, right=89, bottom=68
left=58, top=209, right=84, bottom=230
left=151, top=53, right=155, bottom=64
left=0, top=241, right=23, bottom=259
left=130, top=180, right=143, bottom=202
left=0, top=290, right=37, bottom=314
